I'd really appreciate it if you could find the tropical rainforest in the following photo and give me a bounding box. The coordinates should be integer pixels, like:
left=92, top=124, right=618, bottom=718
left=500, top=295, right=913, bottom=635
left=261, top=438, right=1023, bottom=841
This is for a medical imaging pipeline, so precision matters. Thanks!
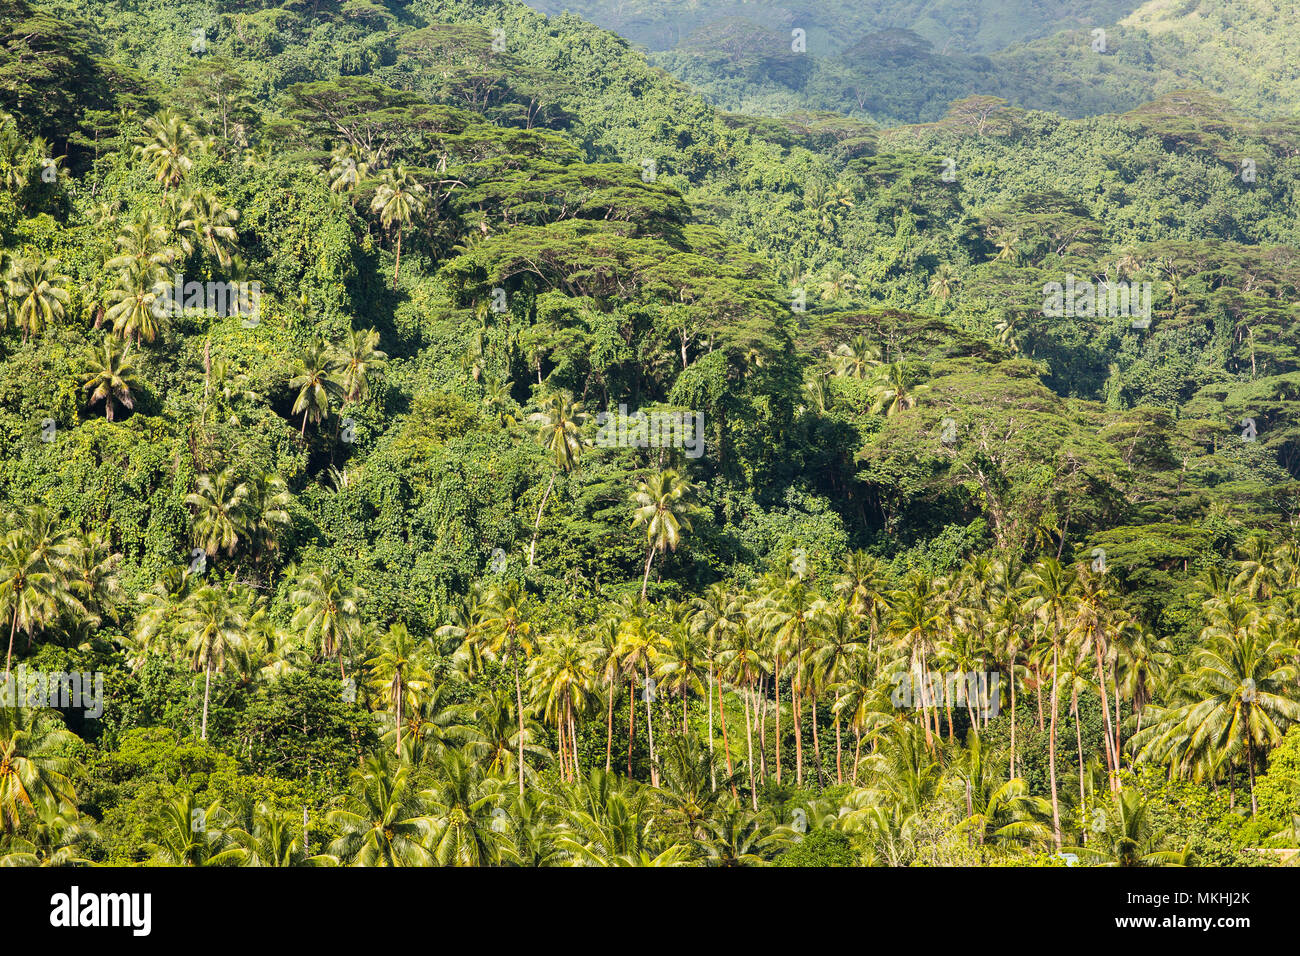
left=0, top=0, right=1299, bottom=868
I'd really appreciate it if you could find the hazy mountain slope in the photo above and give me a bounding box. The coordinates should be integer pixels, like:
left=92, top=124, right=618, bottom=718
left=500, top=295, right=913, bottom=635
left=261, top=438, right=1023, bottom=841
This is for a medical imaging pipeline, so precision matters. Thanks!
left=526, top=0, right=1300, bottom=123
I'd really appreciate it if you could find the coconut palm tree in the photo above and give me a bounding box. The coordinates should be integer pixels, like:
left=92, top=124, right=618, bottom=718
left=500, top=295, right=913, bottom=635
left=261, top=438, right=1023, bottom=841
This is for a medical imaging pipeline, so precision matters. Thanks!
left=0, top=798, right=99, bottom=866
left=615, top=613, right=669, bottom=785
left=7, top=256, right=69, bottom=341
left=369, top=165, right=428, bottom=286
left=366, top=622, right=433, bottom=756
left=528, top=629, right=596, bottom=781
left=1066, top=788, right=1188, bottom=866
left=177, top=190, right=240, bottom=268
left=0, top=520, right=67, bottom=681
left=335, top=327, right=387, bottom=404
left=328, top=756, right=434, bottom=866
left=288, top=339, right=345, bottom=436
left=524, top=389, right=587, bottom=568
left=178, top=584, right=248, bottom=740
left=1023, top=557, right=1077, bottom=849
left=0, top=707, right=78, bottom=834
left=135, top=111, right=200, bottom=191
left=104, top=210, right=175, bottom=273
left=79, top=337, right=139, bottom=421
left=630, top=468, right=697, bottom=600
left=1136, top=611, right=1299, bottom=814
left=105, top=258, right=168, bottom=346
left=928, top=263, right=959, bottom=303
left=146, top=793, right=229, bottom=865
left=830, top=334, right=881, bottom=379
left=290, top=567, right=365, bottom=679
left=476, top=580, right=536, bottom=795
left=185, top=467, right=251, bottom=558
left=868, top=362, right=929, bottom=417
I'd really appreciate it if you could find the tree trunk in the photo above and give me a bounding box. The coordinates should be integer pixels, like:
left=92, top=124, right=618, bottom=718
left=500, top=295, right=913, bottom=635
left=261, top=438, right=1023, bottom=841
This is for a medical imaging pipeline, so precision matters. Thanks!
left=1048, top=643, right=1062, bottom=850
left=527, top=471, right=557, bottom=568
left=707, top=663, right=716, bottom=791
left=835, top=715, right=843, bottom=784
left=605, top=682, right=614, bottom=773
left=513, top=658, right=526, bottom=796
left=774, top=654, right=783, bottom=784
left=743, top=684, right=756, bottom=810
left=644, top=664, right=658, bottom=787
left=3, top=609, right=17, bottom=681
left=640, top=546, right=655, bottom=600
left=717, top=677, right=736, bottom=799
left=627, top=678, right=635, bottom=778
left=201, top=662, right=212, bottom=741
left=393, top=227, right=402, bottom=288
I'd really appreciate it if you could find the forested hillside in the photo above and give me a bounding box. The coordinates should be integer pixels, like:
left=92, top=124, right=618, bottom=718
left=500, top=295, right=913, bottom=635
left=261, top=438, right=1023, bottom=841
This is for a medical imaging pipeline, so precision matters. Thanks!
left=529, top=0, right=1300, bottom=125
left=1, top=0, right=1299, bottom=868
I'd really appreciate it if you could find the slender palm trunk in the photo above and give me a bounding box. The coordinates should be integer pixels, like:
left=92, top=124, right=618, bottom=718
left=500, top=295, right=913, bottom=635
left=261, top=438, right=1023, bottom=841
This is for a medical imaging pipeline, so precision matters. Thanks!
left=627, top=678, right=635, bottom=777
left=1094, top=639, right=1118, bottom=791
left=1073, top=688, right=1086, bottom=821
left=743, top=683, right=757, bottom=809
left=835, top=715, right=843, bottom=784
left=605, top=682, right=614, bottom=773
left=640, top=546, right=655, bottom=600
left=1009, top=666, right=1018, bottom=778
left=774, top=654, right=783, bottom=783
left=393, top=227, right=403, bottom=288
left=528, top=471, right=557, bottom=568
left=513, top=657, right=525, bottom=796
left=4, top=609, right=17, bottom=681
left=717, top=677, right=736, bottom=798
left=201, top=662, right=212, bottom=741
left=810, top=694, right=822, bottom=783
left=644, top=663, right=658, bottom=787
left=707, top=663, right=716, bottom=791
left=569, top=704, right=580, bottom=780
left=1048, top=643, right=1062, bottom=850
left=852, top=725, right=862, bottom=785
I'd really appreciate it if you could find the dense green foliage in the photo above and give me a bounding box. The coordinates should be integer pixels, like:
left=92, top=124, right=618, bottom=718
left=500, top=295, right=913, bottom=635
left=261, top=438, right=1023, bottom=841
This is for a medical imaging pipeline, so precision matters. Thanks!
left=0, top=0, right=1298, bottom=866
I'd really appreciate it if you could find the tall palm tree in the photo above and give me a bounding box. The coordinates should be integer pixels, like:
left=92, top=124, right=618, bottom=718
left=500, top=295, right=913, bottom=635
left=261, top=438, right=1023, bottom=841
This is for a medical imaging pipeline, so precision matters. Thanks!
left=178, top=584, right=248, bottom=740
left=830, top=334, right=881, bottom=379
left=336, top=327, right=387, bottom=404
left=369, top=165, right=428, bottom=287
left=289, top=339, right=345, bottom=436
left=0, top=708, right=78, bottom=834
left=476, top=581, right=536, bottom=795
left=105, top=210, right=175, bottom=275
left=528, top=629, right=596, bottom=782
left=176, top=190, right=240, bottom=268
left=0, top=798, right=99, bottom=866
left=135, top=111, right=200, bottom=191
left=7, top=256, right=69, bottom=341
left=614, top=613, right=668, bottom=785
left=328, top=756, right=434, bottom=866
left=1137, top=611, right=1299, bottom=814
left=366, top=623, right=433, bottom=756
left=185, top=468, right=251, bottom=558
left=1023, top=557, right=1076, bottom=849
left=78, top=337, right=139, bottom=421
left=868, top=363, right=929, bottom=417
left=525, top=389, right=588, bottom=568
left=0, top=519, right=67, bottom=680
left=290, top=566, right=365, bottom=679
left=761, top=578, right=830, bottom=787
left=630, top=468, right=697, bottom=600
